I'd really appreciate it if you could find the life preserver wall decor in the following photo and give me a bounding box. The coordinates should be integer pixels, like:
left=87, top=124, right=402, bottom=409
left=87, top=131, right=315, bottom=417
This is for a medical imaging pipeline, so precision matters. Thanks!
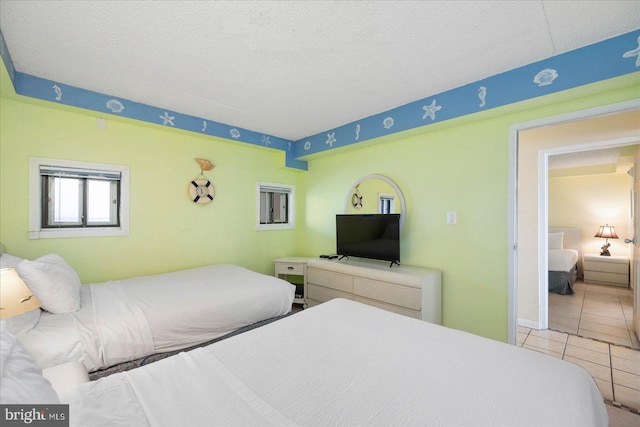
left=189, top=158, right=215, bottom=205
left=189, top=178, right=215, bottom=204
left=351, top=185, right=363, bottom=208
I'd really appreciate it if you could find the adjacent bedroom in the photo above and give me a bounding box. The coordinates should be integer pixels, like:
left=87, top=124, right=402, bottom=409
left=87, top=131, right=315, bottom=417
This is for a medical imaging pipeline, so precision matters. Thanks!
left=547, top=145, right=637, bottom=348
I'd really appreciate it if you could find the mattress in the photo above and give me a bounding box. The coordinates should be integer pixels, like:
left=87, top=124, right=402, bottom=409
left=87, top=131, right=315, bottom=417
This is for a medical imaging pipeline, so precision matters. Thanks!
left=60, top=299, right=607, bottom=426
left=548, top=248, right=579, bottom=272
left=18, top=264, right=294, bottom=372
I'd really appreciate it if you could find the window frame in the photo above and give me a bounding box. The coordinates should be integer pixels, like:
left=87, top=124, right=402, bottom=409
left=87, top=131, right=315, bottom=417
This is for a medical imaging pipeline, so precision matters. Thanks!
left=256, top=181, right=295, bottom=231
left=29, top=157, right=130, bottom=239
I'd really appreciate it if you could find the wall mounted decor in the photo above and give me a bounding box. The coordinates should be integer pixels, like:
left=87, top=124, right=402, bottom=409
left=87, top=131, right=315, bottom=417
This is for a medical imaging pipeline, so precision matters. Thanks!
left=189, top=158, right=215, bottom=205
left=351, top=185, right=363, bottom=209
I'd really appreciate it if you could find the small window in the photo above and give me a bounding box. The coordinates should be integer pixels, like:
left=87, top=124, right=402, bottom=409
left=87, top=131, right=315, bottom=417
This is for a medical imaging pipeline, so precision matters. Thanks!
left=29, top=158, right=129, bottom=239
left=256, top=182, right=295, bottom=230
left=379, top=193, right=396, bottom=214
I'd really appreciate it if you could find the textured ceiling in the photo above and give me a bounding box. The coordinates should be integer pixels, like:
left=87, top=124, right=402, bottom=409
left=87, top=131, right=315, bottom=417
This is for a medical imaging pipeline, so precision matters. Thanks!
left=1, top=1, right=639, bottom=140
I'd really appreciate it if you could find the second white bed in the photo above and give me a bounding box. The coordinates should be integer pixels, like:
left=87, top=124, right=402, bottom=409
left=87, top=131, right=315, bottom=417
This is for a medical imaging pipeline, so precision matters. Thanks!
left=19, top=264, right=294, bottom=372
left=60, top=298, right=607, bottom=426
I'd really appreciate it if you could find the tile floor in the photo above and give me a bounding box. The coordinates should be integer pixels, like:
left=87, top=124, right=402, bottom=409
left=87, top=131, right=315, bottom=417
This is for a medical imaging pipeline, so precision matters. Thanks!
left=518, top=327, right=640, bottom=413
left=518, top=280, right=640, bottom=421
left=548, top=280, right=638, bottom=349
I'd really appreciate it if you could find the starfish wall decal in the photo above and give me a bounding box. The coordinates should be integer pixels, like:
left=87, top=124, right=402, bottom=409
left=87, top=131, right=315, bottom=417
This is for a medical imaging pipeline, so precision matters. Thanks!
left=422, top=100, right=442, bottom=120
left=160, top=111, right=175, bottom=126
left=326, top=132, right=336, bottom=147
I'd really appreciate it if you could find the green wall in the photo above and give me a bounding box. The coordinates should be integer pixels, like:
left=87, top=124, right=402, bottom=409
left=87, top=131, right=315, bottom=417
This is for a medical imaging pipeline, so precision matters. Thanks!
left=298, top=74, right=639, bottom=342
left=0, top=96, right=302, bottom=281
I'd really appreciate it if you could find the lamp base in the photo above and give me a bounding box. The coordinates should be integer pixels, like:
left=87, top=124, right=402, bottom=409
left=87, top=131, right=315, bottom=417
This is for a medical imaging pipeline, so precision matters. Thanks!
left=600, top=242, right=611, bottom=256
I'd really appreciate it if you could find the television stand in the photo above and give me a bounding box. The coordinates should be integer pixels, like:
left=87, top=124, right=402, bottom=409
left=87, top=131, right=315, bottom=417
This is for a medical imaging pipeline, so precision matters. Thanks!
left=306, top=258, right=441, bottom=324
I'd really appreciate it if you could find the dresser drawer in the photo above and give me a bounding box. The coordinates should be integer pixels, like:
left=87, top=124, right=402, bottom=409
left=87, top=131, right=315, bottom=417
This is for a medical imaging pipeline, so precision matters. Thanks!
left=354, top=296, right=421, bottom=319
left=584, top=271, right=628, bottom=285
left=307, top=268, right=354, bottom=293
left=354, top=277, right=421, bottom=310
left=584, top=260, right=628, bottom=275
left=275, top=262, right=305, bottom=275
left=307, top=284, right=354, bottom=303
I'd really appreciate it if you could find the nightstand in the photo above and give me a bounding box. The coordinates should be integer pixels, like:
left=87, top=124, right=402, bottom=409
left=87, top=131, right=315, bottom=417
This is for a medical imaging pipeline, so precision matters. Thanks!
left=583, top=254, right=629, bottom=287
left=274, top=257, right=308, bottom=307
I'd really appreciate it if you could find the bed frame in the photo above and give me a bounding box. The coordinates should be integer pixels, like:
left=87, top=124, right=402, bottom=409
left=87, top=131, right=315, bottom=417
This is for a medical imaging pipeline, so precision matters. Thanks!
left=548, top=227, right=583, bottom=294
left=549, top=227, right=583, bottom=278
left=89, top=312, right=293, bottom=380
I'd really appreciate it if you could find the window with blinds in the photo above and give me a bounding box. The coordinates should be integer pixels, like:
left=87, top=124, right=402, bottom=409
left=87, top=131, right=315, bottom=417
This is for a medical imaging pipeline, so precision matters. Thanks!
left=40, top=166, right=121, bottom=228
left=256, top=182, right=295, bottom=230
left=29, top=158, right=129, bottom=239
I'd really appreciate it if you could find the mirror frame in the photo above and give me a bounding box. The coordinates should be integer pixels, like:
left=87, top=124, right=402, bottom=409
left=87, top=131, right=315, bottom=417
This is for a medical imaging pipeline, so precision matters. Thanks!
left=344, top=174, right=406, bottom=228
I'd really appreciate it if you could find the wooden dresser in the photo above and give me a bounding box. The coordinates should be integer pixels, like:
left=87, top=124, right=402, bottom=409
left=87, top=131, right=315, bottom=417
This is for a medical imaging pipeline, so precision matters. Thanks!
left=306, top=258, right=442, bottom=324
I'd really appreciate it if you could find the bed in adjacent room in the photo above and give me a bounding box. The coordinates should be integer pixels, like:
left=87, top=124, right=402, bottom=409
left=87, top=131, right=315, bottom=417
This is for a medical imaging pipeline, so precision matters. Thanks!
left=548, top=228, right=583, bottom=295
left=4, top=298, right=607, bottom=426
left=0, top=251, right=294, bottom=376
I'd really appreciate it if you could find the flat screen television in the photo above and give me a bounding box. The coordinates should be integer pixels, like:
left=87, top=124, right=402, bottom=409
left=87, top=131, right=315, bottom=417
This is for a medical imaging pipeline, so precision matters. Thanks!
left=336, top=214, right=400, bottom=265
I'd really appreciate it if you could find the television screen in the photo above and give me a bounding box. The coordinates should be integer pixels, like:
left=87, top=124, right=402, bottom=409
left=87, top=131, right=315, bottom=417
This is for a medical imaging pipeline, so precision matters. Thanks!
left=336, top=214, right=400, bottom=264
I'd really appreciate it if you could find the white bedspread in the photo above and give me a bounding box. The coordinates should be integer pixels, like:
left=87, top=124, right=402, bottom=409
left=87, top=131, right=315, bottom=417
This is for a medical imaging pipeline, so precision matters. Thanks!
left=19, top=264, right=294, bottom=372
left=61, top=299, right=607, bottom=427
left=549, top=248, right=579, bottom=272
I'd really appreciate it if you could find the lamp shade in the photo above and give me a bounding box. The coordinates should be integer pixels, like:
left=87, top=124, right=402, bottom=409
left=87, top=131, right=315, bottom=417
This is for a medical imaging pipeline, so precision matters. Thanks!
left=0, top=268, right=41, bottom=319
left=594, top=224, right=619, bottom=239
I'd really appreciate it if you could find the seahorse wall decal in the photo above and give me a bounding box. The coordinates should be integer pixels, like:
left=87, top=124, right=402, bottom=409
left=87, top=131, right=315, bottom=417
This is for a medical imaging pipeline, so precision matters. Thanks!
left=622, top=35, right=640, bottom=67
left=52, top=84, right=62, bottom=101
left=478, top=86, right=487, bottom=107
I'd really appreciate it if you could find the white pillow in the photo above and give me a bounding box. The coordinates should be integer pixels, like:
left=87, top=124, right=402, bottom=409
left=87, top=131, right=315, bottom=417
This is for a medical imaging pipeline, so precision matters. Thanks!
left=0, top=309, right=41, bottom=337
left=16, top=254, right=81, bottom=314
left=0, top=253, right=24, bottom=269
left=0, top=324, right=60, bottom=404
left=548, top=232, right=564, bottom=249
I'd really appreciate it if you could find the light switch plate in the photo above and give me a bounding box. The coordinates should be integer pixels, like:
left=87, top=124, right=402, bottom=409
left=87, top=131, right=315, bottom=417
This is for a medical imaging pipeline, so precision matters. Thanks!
left=447, top=211, right=457, bottom=225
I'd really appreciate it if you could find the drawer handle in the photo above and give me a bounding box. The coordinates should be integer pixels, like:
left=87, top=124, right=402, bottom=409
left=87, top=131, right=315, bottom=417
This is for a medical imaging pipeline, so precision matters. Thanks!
left=287, top=266, right=294, bottom=270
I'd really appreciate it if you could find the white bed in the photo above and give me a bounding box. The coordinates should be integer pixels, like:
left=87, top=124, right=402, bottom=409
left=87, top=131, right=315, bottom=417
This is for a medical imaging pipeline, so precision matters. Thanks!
left=548, top=228, right=583, bottom=295
left=46, top=299, right=608, bottom=426
left=0, top=252, right=294, bottom=373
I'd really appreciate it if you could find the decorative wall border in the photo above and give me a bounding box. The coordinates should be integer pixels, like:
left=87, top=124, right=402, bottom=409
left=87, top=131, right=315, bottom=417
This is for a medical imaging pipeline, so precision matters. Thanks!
left=294, top=31, right=640, bottom=160
left=1, top=27, right=638, bottom=171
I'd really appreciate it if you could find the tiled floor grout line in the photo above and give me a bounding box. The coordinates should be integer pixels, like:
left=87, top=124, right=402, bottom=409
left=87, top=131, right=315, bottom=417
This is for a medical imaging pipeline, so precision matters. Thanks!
left=607, top=343, right=616, bottom=404
left=548, top=327, right=638, bottom=352
left=619, top=290, right=635, bottom=345
left=576, top=287, right=585, bottom=334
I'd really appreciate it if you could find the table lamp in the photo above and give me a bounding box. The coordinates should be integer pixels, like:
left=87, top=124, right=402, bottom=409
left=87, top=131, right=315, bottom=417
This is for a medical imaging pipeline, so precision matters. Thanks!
left=594, top=224, right=618, bottom=256
left=0, top=268, right=40, bottom=318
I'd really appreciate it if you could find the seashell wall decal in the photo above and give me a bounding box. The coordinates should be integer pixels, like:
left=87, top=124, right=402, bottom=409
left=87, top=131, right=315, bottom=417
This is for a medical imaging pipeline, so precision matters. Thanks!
left=533, top=68, right=558, bottom=87
left=106, top=99, right=125, bottom=113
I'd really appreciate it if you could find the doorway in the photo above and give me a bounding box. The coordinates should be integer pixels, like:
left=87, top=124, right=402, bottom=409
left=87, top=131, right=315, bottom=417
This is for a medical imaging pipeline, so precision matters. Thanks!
left=546, top=146, right=638, bottom=348
left=507, top=99, right=640, bottom=345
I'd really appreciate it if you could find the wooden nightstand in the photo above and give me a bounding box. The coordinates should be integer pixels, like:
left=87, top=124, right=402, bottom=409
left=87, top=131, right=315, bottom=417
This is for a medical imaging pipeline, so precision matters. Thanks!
left=583, top=254, right=629, bottom=287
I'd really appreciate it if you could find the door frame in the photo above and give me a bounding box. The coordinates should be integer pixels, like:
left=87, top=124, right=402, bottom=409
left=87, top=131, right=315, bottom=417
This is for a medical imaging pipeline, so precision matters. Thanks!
left=507, top=99, right=640, bottom=344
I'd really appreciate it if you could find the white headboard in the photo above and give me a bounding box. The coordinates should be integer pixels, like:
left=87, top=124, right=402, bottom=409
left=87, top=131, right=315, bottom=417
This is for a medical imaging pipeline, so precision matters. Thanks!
left=549, top=227, right=583, bottom=278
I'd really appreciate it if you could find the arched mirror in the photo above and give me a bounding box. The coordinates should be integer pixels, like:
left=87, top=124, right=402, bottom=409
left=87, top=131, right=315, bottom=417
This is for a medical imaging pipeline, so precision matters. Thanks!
left=344, top=174, right=406, bottom=228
